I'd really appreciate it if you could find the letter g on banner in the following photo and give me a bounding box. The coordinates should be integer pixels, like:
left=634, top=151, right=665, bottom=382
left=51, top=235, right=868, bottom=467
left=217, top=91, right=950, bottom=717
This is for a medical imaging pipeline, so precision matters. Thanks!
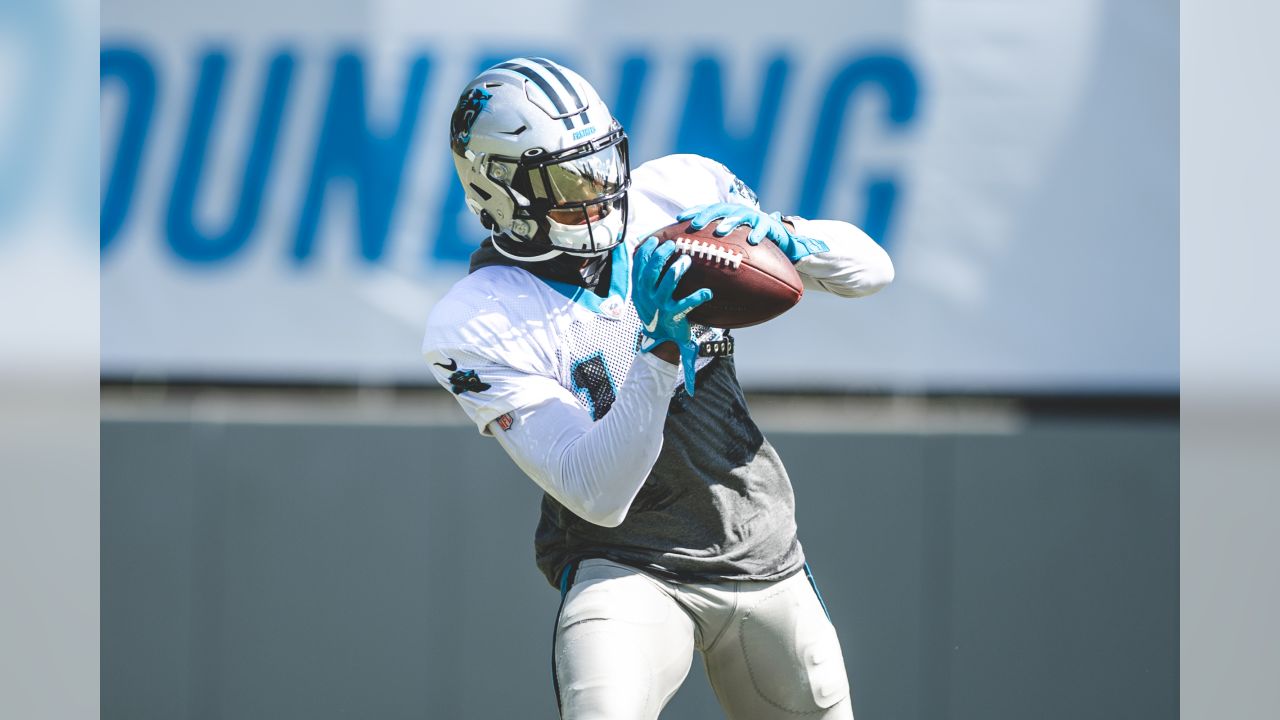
left=800, top=54, right=918, bottom=249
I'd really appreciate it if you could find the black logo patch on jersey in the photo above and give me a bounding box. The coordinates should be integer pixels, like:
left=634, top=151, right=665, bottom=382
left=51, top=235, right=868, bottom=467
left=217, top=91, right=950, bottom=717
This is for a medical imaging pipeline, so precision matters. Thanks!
left=442, top=365, right=491, bottom=395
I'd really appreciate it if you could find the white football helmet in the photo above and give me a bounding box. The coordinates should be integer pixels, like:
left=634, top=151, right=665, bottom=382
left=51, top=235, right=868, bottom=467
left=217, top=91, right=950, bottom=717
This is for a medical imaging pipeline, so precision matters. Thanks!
left=449, top=57, right=630, bottom=261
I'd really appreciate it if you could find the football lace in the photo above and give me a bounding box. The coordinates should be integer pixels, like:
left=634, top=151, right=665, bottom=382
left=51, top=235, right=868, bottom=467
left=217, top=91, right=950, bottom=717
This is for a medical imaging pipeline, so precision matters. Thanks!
left=673, top=236, right=744, bottom=268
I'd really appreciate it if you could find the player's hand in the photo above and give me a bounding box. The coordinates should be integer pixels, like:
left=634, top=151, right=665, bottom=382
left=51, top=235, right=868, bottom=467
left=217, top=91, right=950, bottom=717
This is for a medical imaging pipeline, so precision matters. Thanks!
left=676, top=203, right=826, bottom=263
left=678, top=202, right=783, bottom=245
left=631, top=237, right=713, bottom=396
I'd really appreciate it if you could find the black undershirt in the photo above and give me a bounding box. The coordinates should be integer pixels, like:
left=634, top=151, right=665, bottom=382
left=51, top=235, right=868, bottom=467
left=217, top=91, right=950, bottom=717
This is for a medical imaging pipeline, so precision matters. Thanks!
left=468, top=236, right=613, bottom=298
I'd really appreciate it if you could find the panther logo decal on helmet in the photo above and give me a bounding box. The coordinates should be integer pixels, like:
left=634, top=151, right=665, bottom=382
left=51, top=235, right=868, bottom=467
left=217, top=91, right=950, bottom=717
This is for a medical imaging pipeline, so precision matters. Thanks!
left=450, top=87, right=492, bottom=155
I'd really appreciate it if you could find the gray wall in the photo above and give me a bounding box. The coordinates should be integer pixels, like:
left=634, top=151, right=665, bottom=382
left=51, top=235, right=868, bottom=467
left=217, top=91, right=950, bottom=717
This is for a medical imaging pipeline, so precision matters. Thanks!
left=102, top=416, right=1176, bottom=720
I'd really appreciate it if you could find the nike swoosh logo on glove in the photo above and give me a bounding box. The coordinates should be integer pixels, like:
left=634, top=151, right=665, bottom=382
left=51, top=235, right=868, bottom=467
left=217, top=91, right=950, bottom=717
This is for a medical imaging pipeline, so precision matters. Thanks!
left=644, top=310, right=660, bottom=333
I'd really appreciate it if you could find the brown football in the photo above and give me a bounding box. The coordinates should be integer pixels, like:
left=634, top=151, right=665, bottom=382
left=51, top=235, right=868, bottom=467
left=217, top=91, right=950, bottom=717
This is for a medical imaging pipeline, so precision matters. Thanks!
left=647, top=219, right=804, bottom=329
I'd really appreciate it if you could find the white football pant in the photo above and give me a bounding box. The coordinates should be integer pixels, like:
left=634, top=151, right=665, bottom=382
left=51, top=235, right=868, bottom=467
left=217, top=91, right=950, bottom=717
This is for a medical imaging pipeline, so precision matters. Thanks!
left=553, top=558, right=855, bottom=719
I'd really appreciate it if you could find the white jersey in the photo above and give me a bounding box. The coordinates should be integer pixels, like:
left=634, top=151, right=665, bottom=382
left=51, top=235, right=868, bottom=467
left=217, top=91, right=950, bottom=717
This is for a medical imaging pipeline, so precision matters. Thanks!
left=422, top=154, right=744, bottom=434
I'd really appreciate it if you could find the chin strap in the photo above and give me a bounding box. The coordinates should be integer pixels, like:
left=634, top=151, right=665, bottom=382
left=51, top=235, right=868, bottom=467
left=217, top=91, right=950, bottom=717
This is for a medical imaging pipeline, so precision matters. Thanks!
left=490, top=232, right=564, bottom=263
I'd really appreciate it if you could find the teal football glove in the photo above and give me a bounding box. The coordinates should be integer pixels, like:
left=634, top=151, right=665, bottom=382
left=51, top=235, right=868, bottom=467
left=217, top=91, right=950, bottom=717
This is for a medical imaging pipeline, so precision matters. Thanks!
left=676, top=202, right=828, bottom=263
left=631, top=237, right=714, bottom=396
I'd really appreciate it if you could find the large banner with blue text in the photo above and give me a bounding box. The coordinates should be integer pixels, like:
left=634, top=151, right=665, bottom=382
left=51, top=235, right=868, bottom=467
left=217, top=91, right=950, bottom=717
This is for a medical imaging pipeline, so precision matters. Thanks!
left=100, top=0, right=1177, bottom=391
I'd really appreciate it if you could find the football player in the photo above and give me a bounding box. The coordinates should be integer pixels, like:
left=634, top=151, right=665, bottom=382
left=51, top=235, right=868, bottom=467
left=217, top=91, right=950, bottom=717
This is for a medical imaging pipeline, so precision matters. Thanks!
left=423, top=57, right=893, bottom=720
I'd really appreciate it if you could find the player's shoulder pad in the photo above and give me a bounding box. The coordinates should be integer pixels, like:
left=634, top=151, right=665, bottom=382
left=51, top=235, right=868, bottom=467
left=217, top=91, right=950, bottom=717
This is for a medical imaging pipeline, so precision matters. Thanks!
left=633, top=154, right=757, bottom=209
left=422, top=266, right=533, bottom=358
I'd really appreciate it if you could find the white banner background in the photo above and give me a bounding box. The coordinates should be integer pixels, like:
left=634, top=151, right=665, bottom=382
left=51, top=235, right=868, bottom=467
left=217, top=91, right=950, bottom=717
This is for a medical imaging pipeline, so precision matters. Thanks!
left=100, top=0, right=1177, bottom=391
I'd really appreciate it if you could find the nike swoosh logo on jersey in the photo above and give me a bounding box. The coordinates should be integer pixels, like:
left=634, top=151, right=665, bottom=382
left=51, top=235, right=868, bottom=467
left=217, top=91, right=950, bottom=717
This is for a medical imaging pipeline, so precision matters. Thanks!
left=434, top=358, right=459, bottom=371
left=644, top=310, right=660, bottom=333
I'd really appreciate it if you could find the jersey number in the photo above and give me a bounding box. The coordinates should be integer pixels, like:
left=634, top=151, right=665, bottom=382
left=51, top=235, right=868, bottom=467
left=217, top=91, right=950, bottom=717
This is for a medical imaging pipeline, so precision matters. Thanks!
left=571, top=353, right=617, bottom=421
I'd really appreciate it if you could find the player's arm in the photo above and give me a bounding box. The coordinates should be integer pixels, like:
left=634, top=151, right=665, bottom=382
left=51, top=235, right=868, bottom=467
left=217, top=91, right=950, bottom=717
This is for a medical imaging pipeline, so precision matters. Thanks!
left=488, top=352, right=680, bottom=528
left=422, top=346, right=679, bottom=528
left=422, top=243, right=708, bottom=528
left=780, top=216, right=894, bottom=298
left=672, top=156, right=894, bottom=298
left=678, top=205, right=893, bottom=299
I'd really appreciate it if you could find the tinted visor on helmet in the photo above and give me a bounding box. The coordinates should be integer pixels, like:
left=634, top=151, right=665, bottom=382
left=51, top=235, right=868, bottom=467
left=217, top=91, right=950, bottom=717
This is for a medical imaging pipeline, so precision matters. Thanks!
left=541, top=145, right=625, bottom=206
left=510, top=129, right=629, bottom=217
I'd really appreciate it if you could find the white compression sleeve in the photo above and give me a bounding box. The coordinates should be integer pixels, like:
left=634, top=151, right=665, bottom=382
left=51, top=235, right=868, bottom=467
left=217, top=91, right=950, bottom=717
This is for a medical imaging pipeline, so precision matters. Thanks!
left=489, top=352, right=681, bottom=528
left=790, top=217, right=895, bottom=298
